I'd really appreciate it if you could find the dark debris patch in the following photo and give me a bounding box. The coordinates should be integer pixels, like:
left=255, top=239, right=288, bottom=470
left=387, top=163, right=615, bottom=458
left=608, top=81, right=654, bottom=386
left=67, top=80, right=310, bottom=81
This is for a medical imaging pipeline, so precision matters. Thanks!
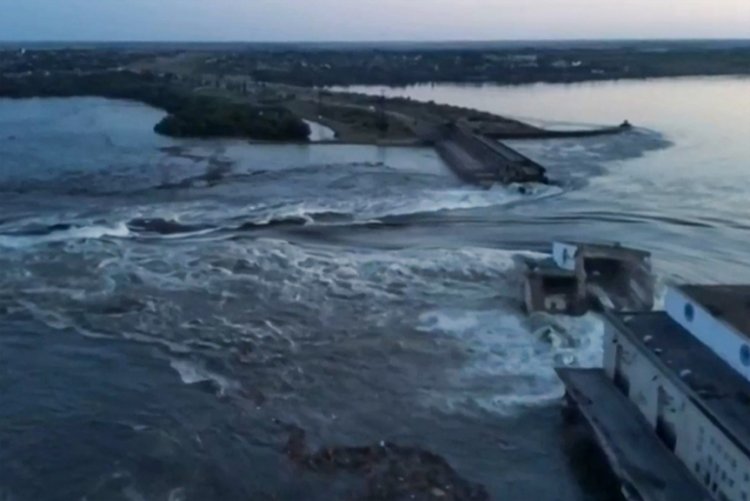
left=284, top=426, right=490, bottom=501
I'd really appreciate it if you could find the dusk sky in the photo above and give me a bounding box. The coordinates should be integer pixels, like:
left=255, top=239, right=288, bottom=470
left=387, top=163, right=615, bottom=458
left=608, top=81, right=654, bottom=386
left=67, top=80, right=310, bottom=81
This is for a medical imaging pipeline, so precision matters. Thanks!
left=1, top=0, right=749, bottom=41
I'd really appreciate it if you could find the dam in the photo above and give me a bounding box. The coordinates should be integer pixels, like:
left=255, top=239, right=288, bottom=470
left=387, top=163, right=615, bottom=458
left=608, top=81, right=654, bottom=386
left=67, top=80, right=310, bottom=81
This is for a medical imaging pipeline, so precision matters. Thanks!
left=431, top=123, right=549, bottom=187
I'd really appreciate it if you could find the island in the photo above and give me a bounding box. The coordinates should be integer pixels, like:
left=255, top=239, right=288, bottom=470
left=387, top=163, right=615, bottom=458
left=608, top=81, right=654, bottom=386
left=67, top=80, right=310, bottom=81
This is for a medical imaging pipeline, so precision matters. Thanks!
left=0, top=71, right=311, bottom=141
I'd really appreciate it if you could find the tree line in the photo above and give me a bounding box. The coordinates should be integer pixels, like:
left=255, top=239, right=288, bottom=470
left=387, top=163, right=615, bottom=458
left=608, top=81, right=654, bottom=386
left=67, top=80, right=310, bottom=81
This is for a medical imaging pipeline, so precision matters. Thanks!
left=0, top=71, right=310, bottom=141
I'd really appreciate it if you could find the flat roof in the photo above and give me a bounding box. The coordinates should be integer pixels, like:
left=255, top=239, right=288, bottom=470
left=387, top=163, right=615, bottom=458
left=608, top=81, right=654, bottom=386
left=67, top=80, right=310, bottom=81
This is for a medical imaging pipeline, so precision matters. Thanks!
left=609, top=311, right=750, bottom=457
left=557, top=241, right=652, bottom=258
left=678, top=285, right=750, bottom=339
left=526, top=257, right=576, bottom=278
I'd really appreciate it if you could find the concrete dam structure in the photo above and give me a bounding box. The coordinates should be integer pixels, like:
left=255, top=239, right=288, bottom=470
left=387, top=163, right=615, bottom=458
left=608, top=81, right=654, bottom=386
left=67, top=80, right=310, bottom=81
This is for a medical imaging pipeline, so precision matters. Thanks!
left=432, top=123, right=548, bottom=187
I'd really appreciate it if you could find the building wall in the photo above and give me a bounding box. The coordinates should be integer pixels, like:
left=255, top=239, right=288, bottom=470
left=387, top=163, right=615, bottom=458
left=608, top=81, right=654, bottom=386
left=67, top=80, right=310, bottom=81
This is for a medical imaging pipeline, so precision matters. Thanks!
left=605, top=322, right=750, bottom=501
left=685, top=404, right=750, bottom=501
left=666, top=288, right=750, bottom=382
left=604, top=321, right=679, bottom=430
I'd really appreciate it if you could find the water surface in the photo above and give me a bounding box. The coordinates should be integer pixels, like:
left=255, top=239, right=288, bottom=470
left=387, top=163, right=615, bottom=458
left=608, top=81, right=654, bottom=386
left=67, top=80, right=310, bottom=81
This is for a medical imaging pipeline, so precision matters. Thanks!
left=341, top=78, right=750, bottom=282
left=1, top=79, right=748, bottom=500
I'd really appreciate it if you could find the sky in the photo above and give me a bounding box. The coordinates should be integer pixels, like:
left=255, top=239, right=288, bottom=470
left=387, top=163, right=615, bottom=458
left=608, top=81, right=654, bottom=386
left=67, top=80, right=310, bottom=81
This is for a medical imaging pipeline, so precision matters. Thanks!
left=0, top=0, right=749, bottom=42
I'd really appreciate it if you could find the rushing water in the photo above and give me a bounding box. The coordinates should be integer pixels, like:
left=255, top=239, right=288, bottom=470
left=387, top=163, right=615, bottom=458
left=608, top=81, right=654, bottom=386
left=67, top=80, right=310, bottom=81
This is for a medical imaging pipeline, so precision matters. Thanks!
left=341, top=77, right=750, bottom=282
left=0, top=78, right=748, bottom=500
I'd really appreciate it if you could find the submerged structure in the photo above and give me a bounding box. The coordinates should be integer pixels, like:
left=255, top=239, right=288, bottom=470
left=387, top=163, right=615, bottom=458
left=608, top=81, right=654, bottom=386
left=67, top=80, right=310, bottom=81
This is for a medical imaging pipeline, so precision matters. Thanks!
left=523, top=241, right=654, bottom=316
left=558, top=284, right=750, bottom=501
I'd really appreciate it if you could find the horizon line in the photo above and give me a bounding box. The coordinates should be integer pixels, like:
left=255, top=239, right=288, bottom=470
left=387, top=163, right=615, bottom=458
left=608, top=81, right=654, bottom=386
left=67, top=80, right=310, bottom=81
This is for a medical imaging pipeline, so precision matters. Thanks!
left=2, top=37, right=750, bottom=45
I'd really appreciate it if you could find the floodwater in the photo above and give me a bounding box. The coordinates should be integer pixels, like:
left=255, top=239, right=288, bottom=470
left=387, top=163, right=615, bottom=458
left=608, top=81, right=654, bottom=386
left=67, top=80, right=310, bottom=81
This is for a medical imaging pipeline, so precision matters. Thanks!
left=340, top=77, right=750, bottom=282
left=0, top=77, right=748, bottom=500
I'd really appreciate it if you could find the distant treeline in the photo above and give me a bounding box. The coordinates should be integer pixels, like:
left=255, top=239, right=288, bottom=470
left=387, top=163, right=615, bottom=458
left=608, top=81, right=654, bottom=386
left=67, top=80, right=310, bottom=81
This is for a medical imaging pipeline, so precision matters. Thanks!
left=0, top=71, right=310, bottom=140
left=199, top=47, right=750, bottom=86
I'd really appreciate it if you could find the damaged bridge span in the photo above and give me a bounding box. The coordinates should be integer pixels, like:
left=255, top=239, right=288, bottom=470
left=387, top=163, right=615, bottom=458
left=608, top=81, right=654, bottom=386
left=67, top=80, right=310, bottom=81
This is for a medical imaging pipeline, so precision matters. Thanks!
left=429, top=123, right=549, bottom=187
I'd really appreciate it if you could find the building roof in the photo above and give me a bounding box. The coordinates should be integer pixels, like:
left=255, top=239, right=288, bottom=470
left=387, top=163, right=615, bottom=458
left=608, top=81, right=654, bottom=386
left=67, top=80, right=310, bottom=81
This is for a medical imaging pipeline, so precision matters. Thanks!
left=557, top=241, right=652, bottom=259
left=608, top=311, right=750, bottom=457
left=678, top=285, right=750, bottom=339
left=526, top=257, right=576, bottom=278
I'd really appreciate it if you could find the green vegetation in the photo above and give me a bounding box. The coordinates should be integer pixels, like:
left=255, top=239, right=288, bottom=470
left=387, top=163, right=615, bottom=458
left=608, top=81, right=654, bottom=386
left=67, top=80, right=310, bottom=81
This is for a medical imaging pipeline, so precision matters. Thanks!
left=196, top=46, right=750, bottom=87
left=152, top=96, right=310, bottom=139
left=0, top=71, right=310, bottom=141
left=2, top=44, right=675, bottom=143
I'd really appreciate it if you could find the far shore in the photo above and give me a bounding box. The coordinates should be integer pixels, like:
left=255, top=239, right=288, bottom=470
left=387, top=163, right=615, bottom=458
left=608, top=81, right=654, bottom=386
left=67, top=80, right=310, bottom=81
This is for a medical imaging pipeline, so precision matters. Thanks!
left=0, top=70, right=632, bottom=145
left=3, top=43, right=749, bottom=145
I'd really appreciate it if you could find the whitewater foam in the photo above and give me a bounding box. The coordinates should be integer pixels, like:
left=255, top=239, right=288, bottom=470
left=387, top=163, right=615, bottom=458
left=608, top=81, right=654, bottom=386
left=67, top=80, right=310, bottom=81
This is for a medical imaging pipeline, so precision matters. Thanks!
left=0, top=222, right=130, bottom=248
left=169, top=358, right=239, bottom=397
left=17, top=299, right=76, bottom=331
left=122, top=332, right=192, bottom=354
left=416, top=305, right=605, bottom=416
left=230, top=182, right=562, bottom=229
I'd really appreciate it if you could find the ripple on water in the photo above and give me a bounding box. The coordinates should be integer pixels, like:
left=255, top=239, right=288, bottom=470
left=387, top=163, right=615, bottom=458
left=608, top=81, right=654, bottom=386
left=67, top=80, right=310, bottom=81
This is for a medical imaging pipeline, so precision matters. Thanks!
left=0, top=96, right=633, bottom=500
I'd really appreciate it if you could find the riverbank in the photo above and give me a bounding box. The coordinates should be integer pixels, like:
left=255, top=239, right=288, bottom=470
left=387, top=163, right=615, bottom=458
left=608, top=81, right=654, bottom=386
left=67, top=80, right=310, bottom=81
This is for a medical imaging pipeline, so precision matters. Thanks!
left=0, top=67, right=631, bottom=147
left=0, top=71, right=311, bottom=141
left=202, top=79, right=631, bottom=144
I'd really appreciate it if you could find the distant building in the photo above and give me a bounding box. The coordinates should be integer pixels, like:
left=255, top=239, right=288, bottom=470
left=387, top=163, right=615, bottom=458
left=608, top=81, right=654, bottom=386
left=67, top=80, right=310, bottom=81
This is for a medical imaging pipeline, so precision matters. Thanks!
left=559, top=284, right=750, bottom=500
left=506, top=54, right=539, bottom=67
left=549, top=59, right=583, bottom=70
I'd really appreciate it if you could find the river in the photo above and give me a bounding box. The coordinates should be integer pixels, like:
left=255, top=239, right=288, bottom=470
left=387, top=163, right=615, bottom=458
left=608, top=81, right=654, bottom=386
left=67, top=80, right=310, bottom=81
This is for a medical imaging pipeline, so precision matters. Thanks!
left=0, top=77, right=748, bottom=500
left=339, top=77, right=750, bottom=282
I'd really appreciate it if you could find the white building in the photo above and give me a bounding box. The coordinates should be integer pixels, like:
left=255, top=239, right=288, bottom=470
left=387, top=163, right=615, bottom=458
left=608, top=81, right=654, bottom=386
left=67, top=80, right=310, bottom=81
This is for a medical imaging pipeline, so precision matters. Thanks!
left=563, top=284, right=750, bottom=500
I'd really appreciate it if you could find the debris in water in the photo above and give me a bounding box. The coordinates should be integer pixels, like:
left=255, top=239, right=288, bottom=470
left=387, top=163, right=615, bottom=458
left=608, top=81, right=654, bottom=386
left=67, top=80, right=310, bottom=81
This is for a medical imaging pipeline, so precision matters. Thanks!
left=283, top=426, right=489, bottom=500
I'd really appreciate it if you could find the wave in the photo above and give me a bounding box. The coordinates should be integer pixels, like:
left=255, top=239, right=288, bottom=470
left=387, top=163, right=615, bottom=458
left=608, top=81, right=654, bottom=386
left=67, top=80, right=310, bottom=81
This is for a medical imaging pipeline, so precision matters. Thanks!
left=126, top=218, right=211, bottom=236
left=357, top=183, right=561, bottom=219
left=3, top=223, right=75, bottom=236
left=236, top=217, right=310, bottom=231
left=234, top=209, right=356, bottom=231
left=168, top=358, right=239, bottom=397
left=0, top=182, right=558, bottom=249
left=0, top=217, right=220, bottom=247
left=408, top=183, right=553, bottom=213
left=415, top=304, right=605, bottom=416
left=0, top=222, right=130, bottom=248
left=228, top=183, right=562, bottom=232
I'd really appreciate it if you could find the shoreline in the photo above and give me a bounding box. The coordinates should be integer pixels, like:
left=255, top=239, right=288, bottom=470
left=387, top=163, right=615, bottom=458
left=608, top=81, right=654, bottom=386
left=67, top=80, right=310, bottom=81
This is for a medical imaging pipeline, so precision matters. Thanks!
left=322, top=71, right=750, bottom=90
left=279, top=85, right=631, bottom=145
left=0, top=70, right=632, bottom=147
left=0, top=91, right=632, bottom=147
left=331, top=73, right=750, bottom=90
